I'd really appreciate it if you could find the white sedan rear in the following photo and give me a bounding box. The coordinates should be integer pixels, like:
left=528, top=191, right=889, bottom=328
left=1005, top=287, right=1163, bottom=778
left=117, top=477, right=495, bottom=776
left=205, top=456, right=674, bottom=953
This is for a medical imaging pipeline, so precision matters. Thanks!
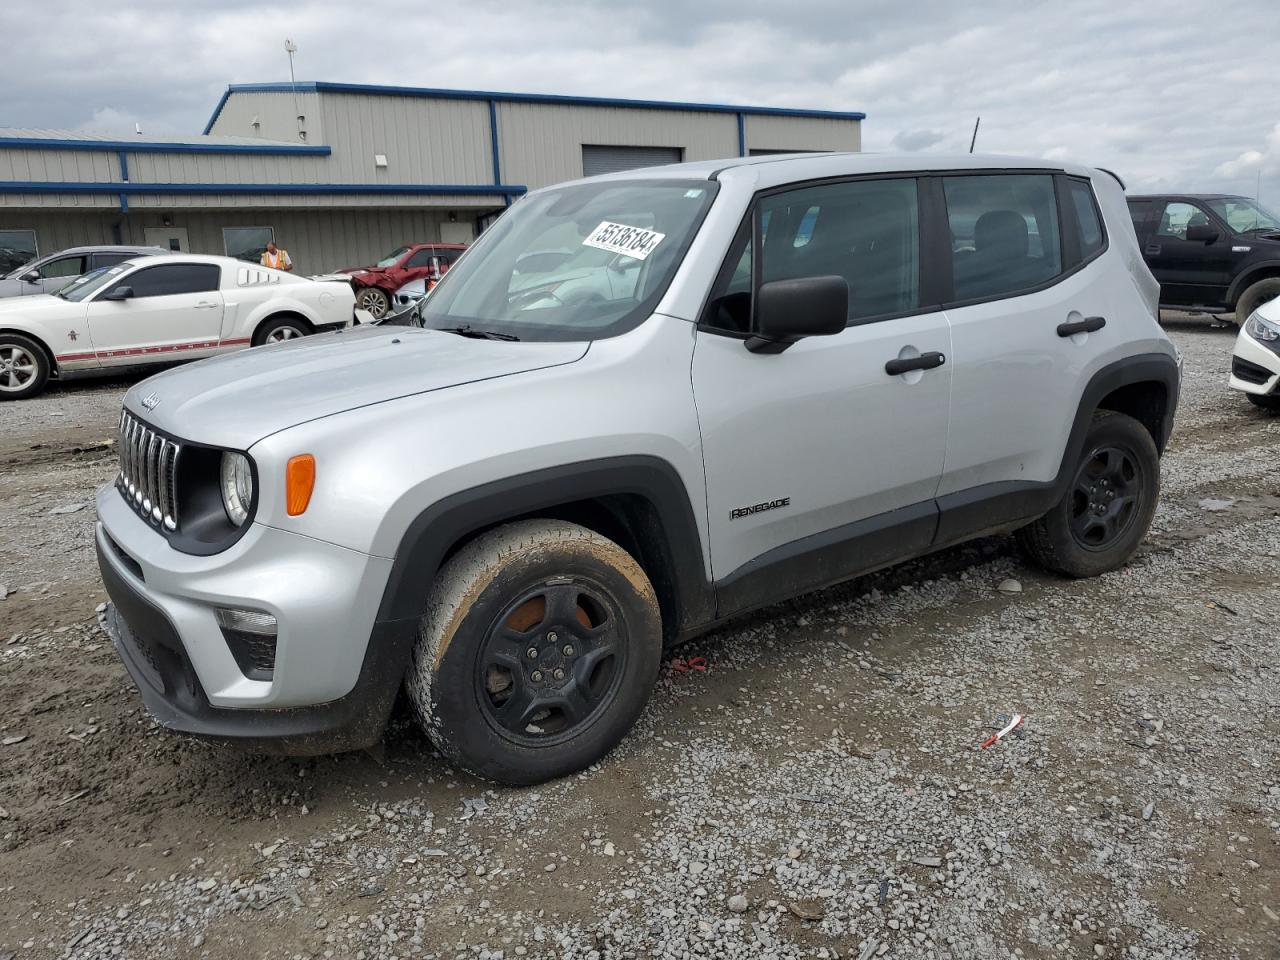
left=0, top=254, right=355, bottom=400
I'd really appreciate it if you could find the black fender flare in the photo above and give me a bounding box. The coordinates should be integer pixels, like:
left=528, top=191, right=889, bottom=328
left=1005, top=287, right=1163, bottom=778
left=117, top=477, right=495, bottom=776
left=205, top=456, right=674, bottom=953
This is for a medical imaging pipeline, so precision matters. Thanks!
left=374, top=455, right=715, bottom=638
left=1226, top=260, right=1280, bottom=308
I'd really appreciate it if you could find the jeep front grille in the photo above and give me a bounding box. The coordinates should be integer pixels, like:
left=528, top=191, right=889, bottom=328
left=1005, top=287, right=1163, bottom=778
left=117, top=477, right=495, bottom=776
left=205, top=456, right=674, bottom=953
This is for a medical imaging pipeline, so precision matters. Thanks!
left=117, top=411, right=180, bottom=531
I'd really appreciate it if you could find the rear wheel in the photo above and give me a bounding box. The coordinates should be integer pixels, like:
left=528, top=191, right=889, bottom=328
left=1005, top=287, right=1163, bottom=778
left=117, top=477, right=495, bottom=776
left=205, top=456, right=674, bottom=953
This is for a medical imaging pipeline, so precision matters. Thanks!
left=1018, top=410, right=1159, bottom=578
left=0, top=333, right=50, bottom=400
left=252, top=315, right=312, bottom=346
left=355, top=286, right=390, bottom=319
left=1235, top=277, right=1280, bottom=326
left=406, top=519, right=662, bottom=785
left=1246, top=392, right=1280, bottom=412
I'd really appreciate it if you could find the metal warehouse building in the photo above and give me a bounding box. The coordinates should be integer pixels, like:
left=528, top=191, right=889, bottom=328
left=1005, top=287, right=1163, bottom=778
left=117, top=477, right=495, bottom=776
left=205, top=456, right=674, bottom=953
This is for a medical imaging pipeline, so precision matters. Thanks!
left=0, top=82, right=864, bottom=277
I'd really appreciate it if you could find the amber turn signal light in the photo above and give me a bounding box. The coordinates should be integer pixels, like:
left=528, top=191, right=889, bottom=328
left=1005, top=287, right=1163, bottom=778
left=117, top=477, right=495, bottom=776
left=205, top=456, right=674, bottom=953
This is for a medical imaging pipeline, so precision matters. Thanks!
left=286, top=454, right=316, bottom=516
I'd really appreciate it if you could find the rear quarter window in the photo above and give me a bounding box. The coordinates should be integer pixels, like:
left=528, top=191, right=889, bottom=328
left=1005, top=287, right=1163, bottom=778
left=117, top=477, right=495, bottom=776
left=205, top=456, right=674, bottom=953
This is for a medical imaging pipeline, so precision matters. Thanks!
left=1067, top=180, right=1106, bottom=260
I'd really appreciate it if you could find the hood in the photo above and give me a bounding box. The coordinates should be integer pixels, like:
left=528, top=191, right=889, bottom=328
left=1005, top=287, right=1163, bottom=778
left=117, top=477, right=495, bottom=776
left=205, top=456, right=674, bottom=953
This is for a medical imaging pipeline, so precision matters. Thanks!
left=0, top=292, right=76, bottom=317
left=124, top=325, right=588, bottom=449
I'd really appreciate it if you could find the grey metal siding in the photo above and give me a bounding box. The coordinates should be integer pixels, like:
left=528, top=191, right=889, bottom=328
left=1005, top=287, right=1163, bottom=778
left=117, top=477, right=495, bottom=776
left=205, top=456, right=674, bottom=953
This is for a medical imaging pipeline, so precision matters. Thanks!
left=206, top=90, right=325, bottom=146
left=744, top=114, right=860, bottom=154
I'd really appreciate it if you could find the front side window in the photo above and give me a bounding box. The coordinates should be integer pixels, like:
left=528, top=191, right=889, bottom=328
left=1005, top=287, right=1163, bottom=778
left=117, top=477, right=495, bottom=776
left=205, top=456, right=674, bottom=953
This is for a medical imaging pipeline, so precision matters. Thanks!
left=405, top=248, right=436, bottom=268
left=0, top=230, right=38, bottom=276
left=58, top=264, right=132, bottom=302
left=944, top=174, right=1062, bottom=301
left=704, top=178, right=920, bottom=333
left=1204, top=198, right=1280, bottom=235
left=422, top=179, right=717, bottom=341
left=116, top=263, right=221, bottom=299
left=1155, top=201, right=1210, bottom=241
left=40, top=255, right=87, bottom=279
left=1067, top=179, right=1106, bottom=259
left=223, top=227, right=274, bottom=263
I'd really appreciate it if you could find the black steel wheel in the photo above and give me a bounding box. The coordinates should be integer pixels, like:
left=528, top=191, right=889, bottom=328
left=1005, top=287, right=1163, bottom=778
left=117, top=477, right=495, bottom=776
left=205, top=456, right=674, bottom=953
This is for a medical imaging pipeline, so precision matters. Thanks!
left=406, top=519, right=662, bottom=785
left=477, top=580, right=628, bottom=746
left=1018, top=410, right=1160, bottom=578
left=1067, top=445, right=1144, bottom=551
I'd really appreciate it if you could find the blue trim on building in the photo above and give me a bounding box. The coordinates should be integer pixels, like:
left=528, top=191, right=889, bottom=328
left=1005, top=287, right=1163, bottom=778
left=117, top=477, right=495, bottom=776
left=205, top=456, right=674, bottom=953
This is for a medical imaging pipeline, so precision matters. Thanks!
left=737, top=113, right=746, bottom=157
left=119, top=193, right=129, bottom=214
left=0, top=181, right=527, bottom=198
left=0, top=135, right=329, bottom=156
left=117, top=151, right=129, bottom=181
left=203, top=81, right=866, bottom=133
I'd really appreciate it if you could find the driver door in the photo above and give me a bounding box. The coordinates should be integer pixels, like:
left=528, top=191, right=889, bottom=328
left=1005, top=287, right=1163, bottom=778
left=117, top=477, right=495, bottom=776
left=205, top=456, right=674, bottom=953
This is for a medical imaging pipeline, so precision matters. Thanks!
left=85, top=262, right=225, bottom=366
left=25, top=253, right=87, bottom=296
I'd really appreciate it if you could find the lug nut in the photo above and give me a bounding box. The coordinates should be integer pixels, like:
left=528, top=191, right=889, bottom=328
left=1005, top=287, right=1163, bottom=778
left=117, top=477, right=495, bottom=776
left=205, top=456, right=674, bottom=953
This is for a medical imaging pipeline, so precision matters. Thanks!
left=562, top=644, right=575, bottom=656
left=527, top=647, right=539, bottom=659
left=547, top=631, right=558, bottom=643
left=531, top=670, right=543, bottom=682
left=553, top=668, right=565, bottom=681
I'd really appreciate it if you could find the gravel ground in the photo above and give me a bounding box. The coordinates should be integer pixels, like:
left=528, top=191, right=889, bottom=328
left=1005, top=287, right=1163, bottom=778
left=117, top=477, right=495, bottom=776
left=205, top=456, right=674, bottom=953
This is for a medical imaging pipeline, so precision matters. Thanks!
left=1, top=317, right=1277, bottom=960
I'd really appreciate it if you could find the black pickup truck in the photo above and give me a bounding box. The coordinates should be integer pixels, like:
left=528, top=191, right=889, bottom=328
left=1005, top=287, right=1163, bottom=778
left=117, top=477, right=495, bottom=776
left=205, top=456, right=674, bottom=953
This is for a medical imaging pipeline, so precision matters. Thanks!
left=1127, top=194, right=1280, bottom=324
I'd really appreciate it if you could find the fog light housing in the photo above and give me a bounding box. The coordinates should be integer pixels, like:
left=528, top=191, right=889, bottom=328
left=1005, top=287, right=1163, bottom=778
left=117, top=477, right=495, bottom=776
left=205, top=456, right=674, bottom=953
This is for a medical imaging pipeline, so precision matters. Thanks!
left=215, top=607, right=278, bottom=680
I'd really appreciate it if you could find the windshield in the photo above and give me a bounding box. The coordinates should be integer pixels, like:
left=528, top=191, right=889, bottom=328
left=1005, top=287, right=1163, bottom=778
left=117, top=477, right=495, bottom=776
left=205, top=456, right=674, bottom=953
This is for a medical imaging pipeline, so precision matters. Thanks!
left=1205, top=198, right=1280, bottom=234
left=56, top=263, right=133, bottom=302
left=421, top=179, right=717, bottom=341
left=375, top=246, right=410, bottom=268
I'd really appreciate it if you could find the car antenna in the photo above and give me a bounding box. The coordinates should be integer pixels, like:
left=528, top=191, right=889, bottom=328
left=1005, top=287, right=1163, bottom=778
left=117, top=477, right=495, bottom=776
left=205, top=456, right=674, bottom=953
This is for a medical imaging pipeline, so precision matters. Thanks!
left=969, top=117, right=980, bottom=154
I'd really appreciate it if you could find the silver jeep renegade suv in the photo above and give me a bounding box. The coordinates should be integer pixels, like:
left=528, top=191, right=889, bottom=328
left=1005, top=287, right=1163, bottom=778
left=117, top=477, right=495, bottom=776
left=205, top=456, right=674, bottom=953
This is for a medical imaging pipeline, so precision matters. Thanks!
left=96, top=153, right=1179, bottom=784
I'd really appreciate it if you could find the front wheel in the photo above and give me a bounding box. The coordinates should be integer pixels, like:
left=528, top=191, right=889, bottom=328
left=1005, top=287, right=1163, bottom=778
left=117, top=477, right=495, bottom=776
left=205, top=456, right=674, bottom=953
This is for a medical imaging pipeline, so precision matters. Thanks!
left=1018, top=410, right=1160, bottom=578
left=1246, top=392, right=1280, bottom=412
left=355, top=286, right=391, bottom=319
left=0, top=332, right=50, bottom=400
left=406, top=519, right=663, bottom=785
left=1235, top=277, right=1280, bottom=326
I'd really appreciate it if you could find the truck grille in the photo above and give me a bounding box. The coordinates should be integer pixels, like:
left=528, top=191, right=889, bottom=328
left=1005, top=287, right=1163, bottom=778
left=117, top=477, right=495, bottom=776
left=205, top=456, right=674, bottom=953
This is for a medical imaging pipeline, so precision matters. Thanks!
left=117, top=411, right=180, bottom=531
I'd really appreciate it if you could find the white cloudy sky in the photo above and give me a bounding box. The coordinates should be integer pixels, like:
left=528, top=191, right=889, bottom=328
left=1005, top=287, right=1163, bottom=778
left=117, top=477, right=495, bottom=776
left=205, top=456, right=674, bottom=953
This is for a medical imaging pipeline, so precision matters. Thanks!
left=2, top=0, right=1278, bottom=198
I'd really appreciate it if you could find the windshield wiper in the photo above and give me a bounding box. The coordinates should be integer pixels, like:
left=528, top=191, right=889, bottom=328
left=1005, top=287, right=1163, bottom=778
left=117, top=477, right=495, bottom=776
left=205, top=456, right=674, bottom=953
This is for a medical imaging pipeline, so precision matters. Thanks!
left=439, top=325, right=521, bottom=341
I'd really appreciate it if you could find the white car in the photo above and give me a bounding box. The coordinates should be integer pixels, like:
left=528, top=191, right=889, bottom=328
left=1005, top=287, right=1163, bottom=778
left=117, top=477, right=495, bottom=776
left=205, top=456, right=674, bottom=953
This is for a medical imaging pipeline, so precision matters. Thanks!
left=0, top=254, right=355, bottom=400
left=1229, top=297, right=1280, bottom=410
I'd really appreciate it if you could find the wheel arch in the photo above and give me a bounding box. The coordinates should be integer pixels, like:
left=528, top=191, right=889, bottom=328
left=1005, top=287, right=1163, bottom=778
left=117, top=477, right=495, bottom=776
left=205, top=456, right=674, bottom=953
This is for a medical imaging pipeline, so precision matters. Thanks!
left=0, top=326, right=58, bottom=378
left=251, top=309, right=315, bottom=344
left=1226, top=261, right=1280, bottom=308
left=374, top=456, right=715, bottom=645
left=1068, top=353, right=1180, bottom=467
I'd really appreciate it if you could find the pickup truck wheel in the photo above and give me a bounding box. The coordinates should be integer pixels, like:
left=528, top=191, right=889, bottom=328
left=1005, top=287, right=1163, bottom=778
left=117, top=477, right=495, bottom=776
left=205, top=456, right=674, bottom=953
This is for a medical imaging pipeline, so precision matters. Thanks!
left=1017, top=410, right=1159, bottom=578
left=355, top=286, right=390, bottom=319
left=1235, top=277, right=1280, bottom=326
left=406, top=519, right=662, bottom=785
left=0, top=333, right=50, bottom=400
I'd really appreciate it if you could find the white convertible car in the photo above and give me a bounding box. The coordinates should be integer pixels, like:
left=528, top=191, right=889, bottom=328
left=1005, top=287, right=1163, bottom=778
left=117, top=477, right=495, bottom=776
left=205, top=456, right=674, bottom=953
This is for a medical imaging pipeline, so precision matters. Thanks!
left=0, top=254, right=356, bottom=400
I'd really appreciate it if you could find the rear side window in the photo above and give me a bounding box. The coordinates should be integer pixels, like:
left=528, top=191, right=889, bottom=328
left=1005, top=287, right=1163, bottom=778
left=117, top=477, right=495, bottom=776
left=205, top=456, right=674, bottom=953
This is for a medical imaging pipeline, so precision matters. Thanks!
left=92, top=252, right=135, bottom=270
left=124, top=264, right=221, bottom=298
left=1126, top=199, right=1153, bottom=234
left=705, top=177, right=921, bottom=332
left=944, top=174, right=1062, bottom=301
left=1067, top=180, right=1105, bottom=259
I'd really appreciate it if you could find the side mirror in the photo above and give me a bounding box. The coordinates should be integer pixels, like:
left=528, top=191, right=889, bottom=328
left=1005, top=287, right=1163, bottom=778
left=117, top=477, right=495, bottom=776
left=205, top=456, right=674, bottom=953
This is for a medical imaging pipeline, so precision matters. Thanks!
left=1185, top=223, right=1219, bottom=243
left=20, top=271, right=39, bottom=283
left=101, top=285, right=134, bottom=301
left=746, top=275, right=849, bottom=354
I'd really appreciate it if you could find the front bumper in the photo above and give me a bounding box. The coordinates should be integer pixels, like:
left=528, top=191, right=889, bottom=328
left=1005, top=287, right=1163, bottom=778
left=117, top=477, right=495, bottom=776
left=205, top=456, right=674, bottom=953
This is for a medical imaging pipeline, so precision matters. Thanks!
left=95, top=484, right=415, bottom=753
left=1228, top=327, right=1280, bottom=396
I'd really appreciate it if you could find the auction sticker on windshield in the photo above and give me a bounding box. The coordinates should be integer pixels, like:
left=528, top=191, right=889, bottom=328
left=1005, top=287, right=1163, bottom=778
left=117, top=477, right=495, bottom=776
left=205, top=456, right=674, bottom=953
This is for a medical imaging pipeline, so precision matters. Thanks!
left=582, top=221, right=666, bottom=261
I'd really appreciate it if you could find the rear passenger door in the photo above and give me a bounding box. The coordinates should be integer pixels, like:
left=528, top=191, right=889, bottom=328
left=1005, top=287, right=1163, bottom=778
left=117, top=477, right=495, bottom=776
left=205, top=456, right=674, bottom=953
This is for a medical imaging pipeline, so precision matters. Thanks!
left=692, top=176, right=952, bottom=614
left=935, top=172, right=1112, bottom=540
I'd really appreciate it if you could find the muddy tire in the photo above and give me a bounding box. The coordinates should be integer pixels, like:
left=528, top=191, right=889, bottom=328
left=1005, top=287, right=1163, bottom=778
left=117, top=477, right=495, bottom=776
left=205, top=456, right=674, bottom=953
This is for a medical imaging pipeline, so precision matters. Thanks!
left=355, top=286, right=391, bottom=319
left=0, top=332, right=51, bottom=400
left=406, top=519, right=662, bottom=785
left=1235, top=277, right=1280, bottom=326
left=1246, top=392, right=1280, bottom=411
left=1018, top=410, right=1159, bottom=578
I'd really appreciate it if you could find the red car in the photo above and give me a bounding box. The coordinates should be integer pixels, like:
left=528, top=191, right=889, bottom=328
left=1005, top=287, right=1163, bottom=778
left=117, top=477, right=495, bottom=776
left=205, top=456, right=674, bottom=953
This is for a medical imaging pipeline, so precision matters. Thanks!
left=342, top=243, right=466, bottom=318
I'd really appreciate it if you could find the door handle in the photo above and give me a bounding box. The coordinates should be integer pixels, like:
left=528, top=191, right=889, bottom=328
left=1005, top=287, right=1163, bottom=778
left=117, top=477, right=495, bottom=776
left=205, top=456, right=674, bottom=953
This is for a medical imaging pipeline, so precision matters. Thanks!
left=1057, top=316, right=1106, bottom=337
left=885, top=351, right=946, bottom=376
left=1145, top=243, right=1161, bottom=255
left=194, top=301, right=219, bottom=309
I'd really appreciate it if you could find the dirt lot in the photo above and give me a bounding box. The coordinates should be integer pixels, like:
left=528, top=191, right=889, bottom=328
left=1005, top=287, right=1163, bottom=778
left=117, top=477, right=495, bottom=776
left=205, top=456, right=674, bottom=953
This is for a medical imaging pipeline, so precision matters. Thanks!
left=1, top=316, right=1277, bottom=960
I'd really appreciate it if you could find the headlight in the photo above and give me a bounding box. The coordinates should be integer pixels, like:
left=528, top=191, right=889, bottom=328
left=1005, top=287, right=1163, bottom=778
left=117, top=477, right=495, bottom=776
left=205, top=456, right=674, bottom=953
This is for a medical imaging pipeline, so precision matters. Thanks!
left=1245, top=311, right=1280, bottom=343
left=220, top=452, right=254, bottom=527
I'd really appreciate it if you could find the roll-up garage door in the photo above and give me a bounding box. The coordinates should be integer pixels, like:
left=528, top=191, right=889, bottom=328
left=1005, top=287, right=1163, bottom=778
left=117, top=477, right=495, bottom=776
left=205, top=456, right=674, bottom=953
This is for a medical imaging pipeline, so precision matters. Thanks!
left=581, top=145, right=684, bottom=177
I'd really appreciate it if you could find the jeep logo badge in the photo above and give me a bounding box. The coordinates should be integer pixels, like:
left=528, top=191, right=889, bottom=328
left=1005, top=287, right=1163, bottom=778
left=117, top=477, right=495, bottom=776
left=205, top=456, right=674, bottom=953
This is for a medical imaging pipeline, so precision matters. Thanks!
left=140, top=393, right=161, bottom=411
